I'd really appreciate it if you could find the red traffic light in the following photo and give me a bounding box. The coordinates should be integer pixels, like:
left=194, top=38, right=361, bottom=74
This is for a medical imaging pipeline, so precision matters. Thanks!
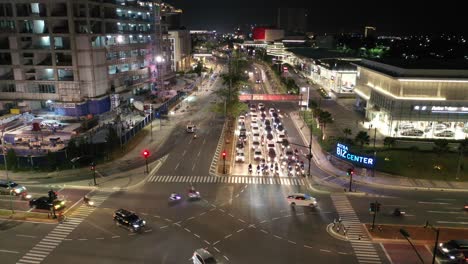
left=222, top=151, right=226, bottom=159
left=142, top=149, right=150, bottom=158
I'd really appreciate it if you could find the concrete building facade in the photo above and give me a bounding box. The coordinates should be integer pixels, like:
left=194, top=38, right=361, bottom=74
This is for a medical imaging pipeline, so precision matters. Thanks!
left=0, top=0, right=166, bottom=116
left=168, top=30, right=191, bottom=72
left=353, top=59, right=468, bottom=140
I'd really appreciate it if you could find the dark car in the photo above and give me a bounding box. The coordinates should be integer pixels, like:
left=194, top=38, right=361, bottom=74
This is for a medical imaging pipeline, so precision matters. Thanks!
left=266, top=133, right=274, bottom=141
left=236, top=141, right=244, bottom=151
left=273, top=118, right=281, bottom=126
left=437, top=240, right=468, bottom=264
left=70, top=155, right=95, bottom=166
left=239, top=128, right=247, bottom=140
left=272, top=112, right=279, bottom=119
left=277, top=125, right=285, bottom=132
left=29, top=197, right=65, bottom=211
left=264, top=125, right=272, bottom=133
left=113, top=209, right=146, bottom=232
left=264, top=119, right=271, bottom=126
left=260, top=113, right=267, bottom=120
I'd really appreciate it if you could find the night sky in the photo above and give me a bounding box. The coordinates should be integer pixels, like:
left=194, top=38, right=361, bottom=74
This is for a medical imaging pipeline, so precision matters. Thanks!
left=165, top=0, right=465, bottom=35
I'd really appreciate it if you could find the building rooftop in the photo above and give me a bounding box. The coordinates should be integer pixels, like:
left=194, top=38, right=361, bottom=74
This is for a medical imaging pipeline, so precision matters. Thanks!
left=354, top=59, right=468, bottom=78
left=318, top=59, right=357, bottom=72
left=287, top=48, right=356, bottom=60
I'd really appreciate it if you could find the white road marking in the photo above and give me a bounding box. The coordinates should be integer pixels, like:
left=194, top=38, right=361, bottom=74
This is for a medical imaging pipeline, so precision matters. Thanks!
left=237, top=229, right=244, bottom=233
left=418, top=201, right=450, bottom=205
left=213, top=240, right=220, bottom=245
left=260, top=229, right=268, bottom=234
left=185, top=228, right=191, bottom=233
left=160, top=226, right=168, bottom=229
left=197, top=151, right=201, bottom=157
left=224, top=234, right=232, bottom=239
left=224, top=255, right=229, bottom=261
left=304, top=245, right=313, bottom=249
left=437, top=221, right=468, bottom=225
left=274, top=235, right=282, bottom=239
left=112, top=236, right=120, bottom=238
left=96, top=237, right=104, bottom=240
left=182, top=150, right=187, bottom=156
left=428, top=210, right=462, bottom=214
left=238, top=219, right=246, bottom=223
left=175, top=162, right=180, bottom=170
left=16, top=234, right=36, bottom=238
left=192, top=163, right=196, bottom=171
left=0, top=249, right=19, bottom=254
left=194, top=234, right=200, bottom=238
left=214, top=247, right=220, bottom=253
left=228, top=214, right=235, bottom=217
left=199, top=212, right=206, bottom=216
left=288, top=240, right=297, bottom=245
left=320, top=249, right=332, bottom=253
left=187, top=217, right=195, bottom=221
left=204, top=240, right=210, bottom=245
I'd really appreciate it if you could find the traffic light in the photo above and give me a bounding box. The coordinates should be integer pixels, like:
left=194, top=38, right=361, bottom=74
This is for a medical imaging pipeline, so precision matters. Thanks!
left=90, top=162, right=96, bottom=171
left=222, top=150, right=226, bottom=160
left=376, top=202, right=381, bottom=212
left=369, top=202, right=376, bottom=212
left=143, top=149, right=150, bottom=159
left=347, top=168, right=354, bottom=176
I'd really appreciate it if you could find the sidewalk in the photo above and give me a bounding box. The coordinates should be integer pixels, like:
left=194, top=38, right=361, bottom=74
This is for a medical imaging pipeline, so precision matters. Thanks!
left=289, top=111, right=468, bottom=192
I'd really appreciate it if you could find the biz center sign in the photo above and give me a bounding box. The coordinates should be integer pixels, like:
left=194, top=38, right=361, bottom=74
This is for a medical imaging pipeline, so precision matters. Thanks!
left=335, top=143, right=375, bottom=167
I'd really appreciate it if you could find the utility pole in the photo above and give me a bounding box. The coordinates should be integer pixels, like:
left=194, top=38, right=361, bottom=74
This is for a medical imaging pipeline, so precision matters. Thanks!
left=308, top=129, right=313, bottom=177
left=150, top=104, right=153, bottom=141
left=425, top=221, right=440, bottom=264
left=2, top=138, right=14, bottom=214
left=372, top=127, right=377, bottom=177
left=400, top=229, right=425, bottom=264
left=90, top=162, right=96, bottom=186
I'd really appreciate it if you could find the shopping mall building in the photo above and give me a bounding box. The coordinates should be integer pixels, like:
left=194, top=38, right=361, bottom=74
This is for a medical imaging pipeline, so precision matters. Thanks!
left=353, top=59, right=468, bottom=140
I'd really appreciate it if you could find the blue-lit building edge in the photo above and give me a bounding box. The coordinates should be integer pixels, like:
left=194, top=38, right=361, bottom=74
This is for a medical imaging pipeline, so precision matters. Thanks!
left=54, top=96, right=111, bottom=116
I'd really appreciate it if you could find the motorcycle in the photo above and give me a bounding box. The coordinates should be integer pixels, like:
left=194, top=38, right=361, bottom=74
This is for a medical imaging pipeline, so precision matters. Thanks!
left=248, top=168, right=252, bottom=175
left=169, top=193, right=182, bottom=202
left=392, top=208, right=406, bottom=216
left=188, top=191, right=201, bottom=200
left=83, top=197, right=95, bottom=206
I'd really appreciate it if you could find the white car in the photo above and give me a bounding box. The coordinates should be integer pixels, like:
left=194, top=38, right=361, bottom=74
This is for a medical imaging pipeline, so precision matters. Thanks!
left=254, top=150, right=262, bottom=160
left=239, top=115, right=246, bottom=122
left=251, top=140, right=260, bottom=150
left=287, top=193, right=317, bottom=207
left=269, top=108, right=276, bottom=116
left=235, top=152, right=245, bottom=162
left=252, top=125, right=259, bottom=133
left=252, top=132, right=260, bottom=142
left=251, top=114, right=258, bottom=122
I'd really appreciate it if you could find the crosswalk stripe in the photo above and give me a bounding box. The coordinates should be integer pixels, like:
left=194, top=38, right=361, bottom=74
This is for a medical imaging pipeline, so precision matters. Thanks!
left=147, top=175, right=305, bottom=185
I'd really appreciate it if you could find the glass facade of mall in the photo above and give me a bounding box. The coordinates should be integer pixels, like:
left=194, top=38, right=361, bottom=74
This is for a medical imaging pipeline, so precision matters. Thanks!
left=354, top=60, right=468, bottom=140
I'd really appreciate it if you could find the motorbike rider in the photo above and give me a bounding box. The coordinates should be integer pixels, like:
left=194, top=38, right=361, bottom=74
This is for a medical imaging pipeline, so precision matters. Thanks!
left=170, top=192, right=179, bottom=199
left=83, top=195, right=90, bottom=204
left=393, top=208, right=402, bottom=216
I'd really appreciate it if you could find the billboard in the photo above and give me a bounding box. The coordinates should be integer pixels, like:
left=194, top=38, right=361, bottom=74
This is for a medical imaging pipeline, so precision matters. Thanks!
left=335, top=143, right=375, bottom=168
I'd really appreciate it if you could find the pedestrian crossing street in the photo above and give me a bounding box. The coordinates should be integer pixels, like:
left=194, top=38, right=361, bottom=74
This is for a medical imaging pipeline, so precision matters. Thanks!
left=331, top=194, right=382, bottom=264
left=147, top=175, right=305, bottom=186
left=16, top=192, right=111, bottom=264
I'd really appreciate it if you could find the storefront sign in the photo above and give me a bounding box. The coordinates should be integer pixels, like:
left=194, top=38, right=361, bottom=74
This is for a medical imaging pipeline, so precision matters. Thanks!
left=413, top=105, right=468, bottom=114
left=336, top=143, right=375, bottom=167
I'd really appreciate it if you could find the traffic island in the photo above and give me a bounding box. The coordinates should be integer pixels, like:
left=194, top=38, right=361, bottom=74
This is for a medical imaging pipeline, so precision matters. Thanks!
left=217, top=119, right=235, bottom=175
left=0, top=209, right=57, bottom=223
left=326, top=223, right=349, bottom=241
left=365, top=224, right=468, bottom=243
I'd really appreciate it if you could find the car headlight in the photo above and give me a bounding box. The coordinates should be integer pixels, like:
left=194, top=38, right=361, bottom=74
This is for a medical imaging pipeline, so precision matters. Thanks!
left=54, top=205, right=61, bottom=209
left=450, top=256, right=455, bottom=260
left=14, top=189, right=21, bottom=194
left=442, top=247, right=449, bottom=253
left=142, top=221, right=146, bottom=225
left=133, top=224, right=140, bottom=228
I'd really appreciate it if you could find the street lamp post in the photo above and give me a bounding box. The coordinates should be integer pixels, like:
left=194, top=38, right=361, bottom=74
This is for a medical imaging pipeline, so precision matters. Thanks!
left=1, top=136, right=14, bottom=214
left=400, top=229, right=425, bottom=264
left=425, top=221, right=440, bottom=264
left=150, top=104, right=153, bottom=141
left=90, top=162, right=96, bottom=186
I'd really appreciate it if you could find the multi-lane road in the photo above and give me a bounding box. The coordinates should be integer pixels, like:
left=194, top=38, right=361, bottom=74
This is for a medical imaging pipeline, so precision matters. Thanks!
left=1, top=65, right=468, bottom=264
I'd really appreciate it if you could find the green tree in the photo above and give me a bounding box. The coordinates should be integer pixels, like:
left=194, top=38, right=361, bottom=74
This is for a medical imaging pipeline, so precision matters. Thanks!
left=5, top=149, right=17, bottom=170
left=355, top=131, right=370, bottom=147
left=383, top=137, right=396, bottom=148
left=318, top=111, right=333, bottom=131
left=194, top=61, right=204, bottom=77
left=106, top=126, right=120, bottom=152
left=343, top=128, right=352, bottom=139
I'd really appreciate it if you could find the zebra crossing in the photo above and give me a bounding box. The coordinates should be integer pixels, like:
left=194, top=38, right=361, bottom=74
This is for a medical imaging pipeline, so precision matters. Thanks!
left=16, top=192, right=112, bottom=264
left=147, top=175, right=305, bottom=186
left=331, top=194, right=382, bottom=264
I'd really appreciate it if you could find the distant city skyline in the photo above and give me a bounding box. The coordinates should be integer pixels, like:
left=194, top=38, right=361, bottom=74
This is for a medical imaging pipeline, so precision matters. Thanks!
left=165, top=0, right=465, bottom=35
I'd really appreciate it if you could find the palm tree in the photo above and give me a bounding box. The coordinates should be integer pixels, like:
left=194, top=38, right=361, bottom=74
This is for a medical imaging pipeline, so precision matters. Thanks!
left=343, top=128, right=352, bottom=139
left=318, top=111, right=333, bottom=131
left=355, top=131, right=370, bottom=147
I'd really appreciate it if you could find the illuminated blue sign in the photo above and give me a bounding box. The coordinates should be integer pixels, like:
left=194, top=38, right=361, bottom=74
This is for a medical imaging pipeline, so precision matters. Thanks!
left=336, top=143, right=375, bottom=167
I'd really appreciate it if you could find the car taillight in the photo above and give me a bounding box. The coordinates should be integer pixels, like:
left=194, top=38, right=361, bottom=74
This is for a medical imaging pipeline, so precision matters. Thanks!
left=464, top=205, right=468, bottom=208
